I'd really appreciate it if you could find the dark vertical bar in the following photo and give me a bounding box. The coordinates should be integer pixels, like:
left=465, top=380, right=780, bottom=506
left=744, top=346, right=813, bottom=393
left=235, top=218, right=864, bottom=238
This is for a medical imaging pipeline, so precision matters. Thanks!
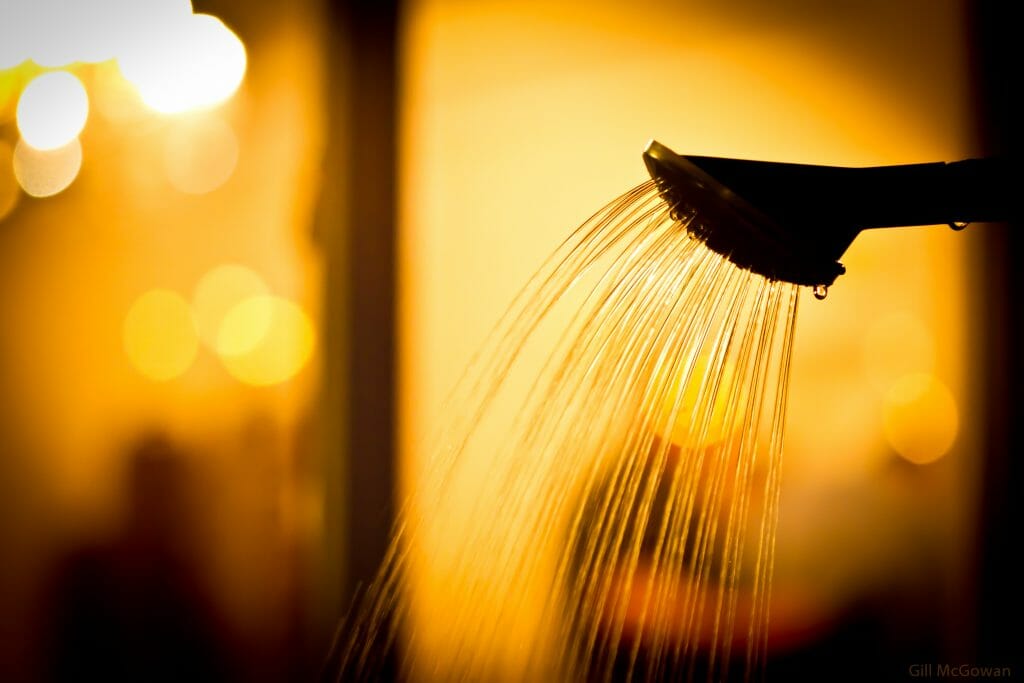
left=305, top=2, right=401, bottom=678
left=338, top=0, right=399, bottom=597
left=314, top=3, right=399, bottom=678
left=969, top=1, right=1021, bottom=673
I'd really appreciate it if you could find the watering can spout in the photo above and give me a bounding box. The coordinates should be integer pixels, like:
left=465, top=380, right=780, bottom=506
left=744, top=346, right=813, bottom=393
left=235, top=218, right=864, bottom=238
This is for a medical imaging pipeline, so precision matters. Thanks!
left=643, top=140, right=1013, bottom=287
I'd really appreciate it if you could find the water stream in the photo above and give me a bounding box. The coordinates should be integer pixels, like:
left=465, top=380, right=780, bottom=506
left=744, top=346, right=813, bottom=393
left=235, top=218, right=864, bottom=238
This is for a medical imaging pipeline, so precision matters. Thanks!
left=332, top=181, right=801, bottom=682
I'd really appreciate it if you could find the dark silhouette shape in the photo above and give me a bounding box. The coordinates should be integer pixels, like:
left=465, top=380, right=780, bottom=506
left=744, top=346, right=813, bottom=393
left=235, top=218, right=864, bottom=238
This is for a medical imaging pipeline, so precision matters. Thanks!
left=47, top=433, right=229, bottom=683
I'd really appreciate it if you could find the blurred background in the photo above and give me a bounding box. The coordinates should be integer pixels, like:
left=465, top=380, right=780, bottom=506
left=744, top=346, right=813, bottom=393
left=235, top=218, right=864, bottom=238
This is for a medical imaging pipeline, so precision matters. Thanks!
left=0, top=0, right=1018, bottom=681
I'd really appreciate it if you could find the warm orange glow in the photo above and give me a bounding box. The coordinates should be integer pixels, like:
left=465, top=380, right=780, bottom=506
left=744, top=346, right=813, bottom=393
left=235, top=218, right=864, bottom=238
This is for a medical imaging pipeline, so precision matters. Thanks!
left=0, top=141, right=20, bottom=221
left=192, top=264, right=270, bottom=351
left=883, top=373, right=959, bottom=465
left=217, top=296, right=315, bottom=386
left=400, top=3, right=975, bottom=676
left=118, top=13, right=247, bottom=114
left=123, top=289, right=199, bottom=381
left=861, top=312, right=936, bottom=394
left=1, top=6, right=328, bottom=680
left=16, top=71, right=89, bottom=151
left=12, top=137, right=82, bottom=197
left=91, top=61, right=148, bottom=124
left=163, top=116, right=240, bottom=194
left=216, top=295, right=272, bottom=357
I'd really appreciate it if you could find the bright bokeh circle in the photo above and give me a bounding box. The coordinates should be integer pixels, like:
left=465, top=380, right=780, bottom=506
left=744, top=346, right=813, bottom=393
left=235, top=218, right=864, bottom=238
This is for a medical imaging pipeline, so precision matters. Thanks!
left=12, top=138, right=83, bottom=197
left=123, top=289, right=200, bottom=381
left=217, top=296, right=315, bottom=386
left=883, top=373, right=959, bottom=465
left=17, top=71, right=89, bottom=151
left=163, top=116, right=239, bottom=194
left=192, top=264, right=270, bottom=350
left=118, top=13, right=247, bottom=114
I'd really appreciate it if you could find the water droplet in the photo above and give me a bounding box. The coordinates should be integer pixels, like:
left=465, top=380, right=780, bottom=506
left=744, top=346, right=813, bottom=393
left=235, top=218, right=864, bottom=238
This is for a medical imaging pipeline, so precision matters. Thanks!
left=813, top=284, right=828, bottom=300
left=949, top=221, right=969, bottom=231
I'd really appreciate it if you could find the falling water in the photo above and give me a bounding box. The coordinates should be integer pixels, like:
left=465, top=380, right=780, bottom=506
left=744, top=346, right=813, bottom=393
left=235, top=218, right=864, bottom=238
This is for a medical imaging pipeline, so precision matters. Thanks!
left=330, top=180, right=801, bottom=682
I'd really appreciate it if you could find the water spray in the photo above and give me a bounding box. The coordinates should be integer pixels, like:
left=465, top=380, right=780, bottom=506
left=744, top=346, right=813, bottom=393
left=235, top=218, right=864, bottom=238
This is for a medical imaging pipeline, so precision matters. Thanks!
left=335, top=141, right=1013, bottom=682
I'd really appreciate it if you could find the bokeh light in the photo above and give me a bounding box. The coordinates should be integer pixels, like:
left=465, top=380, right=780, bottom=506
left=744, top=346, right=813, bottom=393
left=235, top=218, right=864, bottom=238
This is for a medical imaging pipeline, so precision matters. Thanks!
left=861, top=312, right=936, bottom=394
left=218, top=296, right=315, bottom=386
left=0, top=141, right=20, bottom=221
left=883, top=373, right=959, bottom=465
left=192, top=264, right=270, bottom=351
left=16, top=71, right=89, bottom=151
left=0, top=0, right=195, bottom=69
left=118, top=13, right=247, bottom=114
left=163, top=116, right=239, bottom=194
left=91, top=61, right=148, bottom=124
left=123, top=289, right=199, bottom=381
left=217, top=296, right=275, bottom=357
left=122, top=0, right=196, bottom=25
left=12, top=138, right=83, bottom=198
